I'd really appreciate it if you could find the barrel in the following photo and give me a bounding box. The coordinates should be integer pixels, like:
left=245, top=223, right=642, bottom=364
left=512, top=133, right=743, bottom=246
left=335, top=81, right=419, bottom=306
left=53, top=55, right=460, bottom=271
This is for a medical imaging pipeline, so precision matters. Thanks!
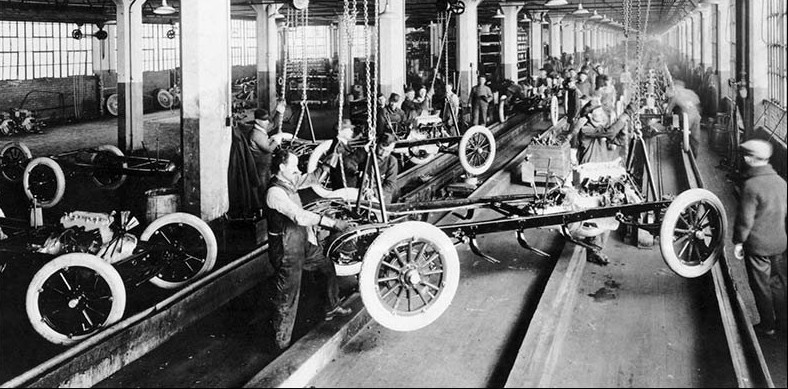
left=709, top=124, right=730, bottom=154
left=145, top=187, right=180, bottom=223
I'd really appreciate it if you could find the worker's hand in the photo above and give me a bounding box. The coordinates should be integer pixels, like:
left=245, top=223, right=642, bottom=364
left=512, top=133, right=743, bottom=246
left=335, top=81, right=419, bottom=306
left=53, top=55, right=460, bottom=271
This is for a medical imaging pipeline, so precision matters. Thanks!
left=733, top=243, right=745, bottom=260
left=333, top=219, right=351, bottom=232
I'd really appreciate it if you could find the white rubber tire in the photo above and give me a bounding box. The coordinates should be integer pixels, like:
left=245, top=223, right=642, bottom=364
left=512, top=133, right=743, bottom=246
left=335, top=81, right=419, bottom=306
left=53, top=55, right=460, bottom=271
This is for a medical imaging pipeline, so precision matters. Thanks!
left=550, top=95, right=559, bottom=127
left=142, top=212, right=218, bottom=289
left=91, top=144, right=128, bottom=190
left=306, top=140, right=333, bottom=174
left=1, top=141, right=33, bottom=182
left=659, top=188, right=726, bottom=278
left=26, top=253, right=126, bottom=345
left=498, top=98, right=506, bottom=123
left=155, top=89, right=174, bottom=109
left=359, top=221, right=460, bottom=332
left=270, top=132, right=296, bottom=143
left=23, top=157, right=66, bottom=208
left=459, top=125, right=496, bottom=176
left=106, top=94, right=119, bottom=116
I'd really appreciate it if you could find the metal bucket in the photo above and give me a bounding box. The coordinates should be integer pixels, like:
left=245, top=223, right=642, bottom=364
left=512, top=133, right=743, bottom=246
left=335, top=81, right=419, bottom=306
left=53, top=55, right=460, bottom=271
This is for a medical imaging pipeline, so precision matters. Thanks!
left=145, top=187, right=180, bottom=223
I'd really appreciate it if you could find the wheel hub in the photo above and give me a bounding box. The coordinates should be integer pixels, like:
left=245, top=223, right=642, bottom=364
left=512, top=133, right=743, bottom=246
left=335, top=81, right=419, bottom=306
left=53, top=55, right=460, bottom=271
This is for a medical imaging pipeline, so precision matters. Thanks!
left=693, top=229, right=705, bottom=240
left=67, top=295, right=82, bottom=309
left=401, top=267, right=422, bottom=287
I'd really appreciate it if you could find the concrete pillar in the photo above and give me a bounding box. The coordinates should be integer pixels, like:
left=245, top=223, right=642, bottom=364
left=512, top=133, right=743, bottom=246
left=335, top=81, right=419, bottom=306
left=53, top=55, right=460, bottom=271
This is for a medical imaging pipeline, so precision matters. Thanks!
left=337, top=18, right=355, bottom=92
left=379, top=0, right=405, bottom=99
left=181, top=0, right=232, bottom=220
left=457, top=0, right=482, bottom=104
left=692, top=13, right=702, bottom=66
left=253, top=5, right=279, bottom=113
left=500, top=5, right=522, bottom=81
left=717, top=0, right=732, bottom=96
left=561, top=19, right=575, bottom=58
left=529, top=19, right=542, bottom=75
left=113, top=0, right=145, bottom=153
left=575, top=22, right=583, bottom=61
left=549, top=18, right=561, bottom=58
left=698, top=8, right=711, bottom=69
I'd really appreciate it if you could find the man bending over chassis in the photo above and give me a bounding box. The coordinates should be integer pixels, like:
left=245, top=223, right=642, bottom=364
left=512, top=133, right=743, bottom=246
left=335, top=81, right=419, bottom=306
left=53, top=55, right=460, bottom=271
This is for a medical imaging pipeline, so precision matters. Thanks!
left=568, top=96, right=633, bottom=265
left=266, top=149, right=353, bottom=350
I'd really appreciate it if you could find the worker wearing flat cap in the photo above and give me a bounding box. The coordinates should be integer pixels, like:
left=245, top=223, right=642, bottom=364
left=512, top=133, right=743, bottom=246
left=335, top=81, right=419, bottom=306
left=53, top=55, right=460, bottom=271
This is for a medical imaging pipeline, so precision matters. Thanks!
left=327, top=119, right=365, bottom=190
left=733, top=137, right=787, bottom=337
left=359, top=132, right=399, bottom=204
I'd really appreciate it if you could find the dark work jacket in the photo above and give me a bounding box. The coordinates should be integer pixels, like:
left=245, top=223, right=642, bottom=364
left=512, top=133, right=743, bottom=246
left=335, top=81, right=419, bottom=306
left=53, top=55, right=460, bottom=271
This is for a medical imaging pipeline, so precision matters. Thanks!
left=734, top=164, right=788, bottom=256
left=227, top=124, right=262, bottom=218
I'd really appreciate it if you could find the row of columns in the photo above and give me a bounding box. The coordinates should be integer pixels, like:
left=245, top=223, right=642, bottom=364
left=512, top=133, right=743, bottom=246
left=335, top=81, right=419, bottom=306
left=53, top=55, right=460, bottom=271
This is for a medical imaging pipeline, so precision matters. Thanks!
left=112, top=1, right=628, bottom=222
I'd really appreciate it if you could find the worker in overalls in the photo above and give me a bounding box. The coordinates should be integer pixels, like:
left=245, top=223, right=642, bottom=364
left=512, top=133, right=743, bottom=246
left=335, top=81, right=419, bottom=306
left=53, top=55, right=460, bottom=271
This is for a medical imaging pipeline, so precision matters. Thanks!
left=266, top=149, right=353, bottom=350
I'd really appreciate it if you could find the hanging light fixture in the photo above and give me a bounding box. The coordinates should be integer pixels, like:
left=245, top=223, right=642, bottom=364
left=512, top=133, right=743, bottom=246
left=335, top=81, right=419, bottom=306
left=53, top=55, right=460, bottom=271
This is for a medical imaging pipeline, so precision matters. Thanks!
left=521, top=11, right=532, bottom=22
left=545, top=0, right=569, bottom=6
left=589, top=10, right=602, bottom=20
left=153, top=0, right=177, bottom=15
left=540, top=12, right=551, bottom=25
left=572, top=3, right=589, bottom=15
left=601, top=15, right=612, bottom=23
left=493, top=7, right=505, bottom=19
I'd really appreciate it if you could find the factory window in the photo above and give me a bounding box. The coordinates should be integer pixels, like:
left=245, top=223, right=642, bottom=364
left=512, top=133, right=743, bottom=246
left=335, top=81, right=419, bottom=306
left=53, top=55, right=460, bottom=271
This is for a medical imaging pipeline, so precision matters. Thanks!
left=230, top=19, right=256, bottom=66
left=288, top=25, right=330, bottom=59
left=766, top=0, right=786, bottom=109
left=0, top=21, right=93, bottom=80
left=245, top=20, right=257, bottom=65
left=143, top=24, right=180, bottom=71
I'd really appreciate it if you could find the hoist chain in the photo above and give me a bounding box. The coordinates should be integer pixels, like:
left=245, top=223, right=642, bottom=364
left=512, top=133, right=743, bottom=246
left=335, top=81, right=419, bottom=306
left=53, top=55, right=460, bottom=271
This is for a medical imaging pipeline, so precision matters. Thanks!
left=278, top=7, right=292, bottom=132
left=294, top=6, right=309, bottom=137
left=338, top=0, right=350, bottom=127
left=363, top=0, right=374, bottom=143
left=372, top=0, right=380, bottom=133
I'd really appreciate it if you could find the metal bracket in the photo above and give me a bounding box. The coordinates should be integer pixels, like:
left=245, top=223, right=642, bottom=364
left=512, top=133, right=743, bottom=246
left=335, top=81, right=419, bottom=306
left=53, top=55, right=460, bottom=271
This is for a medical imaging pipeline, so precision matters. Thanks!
left=516, top=230, right=551, bottom=258
left=560, top=225, right=603, bottom=252
left=467, top=236, right=500, bottom=264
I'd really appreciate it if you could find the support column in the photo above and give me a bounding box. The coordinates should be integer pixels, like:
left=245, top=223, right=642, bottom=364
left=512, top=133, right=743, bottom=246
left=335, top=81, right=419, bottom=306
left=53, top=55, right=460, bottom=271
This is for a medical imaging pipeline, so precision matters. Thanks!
left=337, top=18, right=355, bottom=92
left=529, top=19, right=542, bottom=75
left=181, top=0, right=232, bottom=220
left=748, top=0, right=768, bottom=128
left=253, top=4, right=279, bottom=113
left=549, top=17, right=561, bottom=58
left=113, top=0, right=145, bottom=153
left=561, top=19, right=575, bottom=59
left=457, top=0, right=482, bottom=104
left=500, top=5, right=522, bottom=81
left=692, top=12, right=702, bottom=66
left=575, top=21, right=583, bottom=62
left=717, top=0, right=732, bottom=95
left=699, top=7, right=711, bottom=69
left=378, top=0, right=405, bottom=99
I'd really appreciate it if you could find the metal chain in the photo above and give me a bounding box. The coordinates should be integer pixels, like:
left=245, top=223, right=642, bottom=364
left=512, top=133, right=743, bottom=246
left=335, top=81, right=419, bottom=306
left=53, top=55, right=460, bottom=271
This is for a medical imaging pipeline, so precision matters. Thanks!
left=294, top=7, right=309, bottom=135
left=338, top=2, right=347, bottom=127
left=278, top=7, right=292, bottom=132
left=372, top=0, right=380, bottom=132
left=363, top=0, right=373, bottom=141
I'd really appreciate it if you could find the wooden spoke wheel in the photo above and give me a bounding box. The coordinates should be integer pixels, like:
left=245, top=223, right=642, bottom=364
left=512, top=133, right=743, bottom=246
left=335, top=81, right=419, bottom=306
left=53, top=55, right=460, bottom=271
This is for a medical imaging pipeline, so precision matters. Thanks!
left=26, top=253, right=126, bottom=345
left=1, top=141, right=33, bottom=182
left=106, top=94, right=119, bottom=116
left=155, top=89, right=174, bottom=110
left=549, top=95, right=559, bottom=127
left=359, top=221, right=460, bottom=332
left=659, top=189, right=726, bottom=278
left=23, top=157, right=66, bottom=208
left=141, top=212, right=218, bottom=289
left=90, top=145, right=128, bottom=190
left=459, top=125, right=496, bottom=176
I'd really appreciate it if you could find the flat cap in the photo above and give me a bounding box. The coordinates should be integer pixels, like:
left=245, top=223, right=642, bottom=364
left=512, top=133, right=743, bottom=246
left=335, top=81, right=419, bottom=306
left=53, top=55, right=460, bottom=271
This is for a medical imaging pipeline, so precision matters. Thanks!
left=378, top=132, right=397, bottom=146
left=740, top=139, right=772, bottom=160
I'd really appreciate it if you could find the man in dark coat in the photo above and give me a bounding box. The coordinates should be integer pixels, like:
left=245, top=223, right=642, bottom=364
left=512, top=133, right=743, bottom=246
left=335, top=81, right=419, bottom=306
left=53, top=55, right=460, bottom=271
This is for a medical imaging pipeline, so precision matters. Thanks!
left=733, top=139, right=787, bottom=337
